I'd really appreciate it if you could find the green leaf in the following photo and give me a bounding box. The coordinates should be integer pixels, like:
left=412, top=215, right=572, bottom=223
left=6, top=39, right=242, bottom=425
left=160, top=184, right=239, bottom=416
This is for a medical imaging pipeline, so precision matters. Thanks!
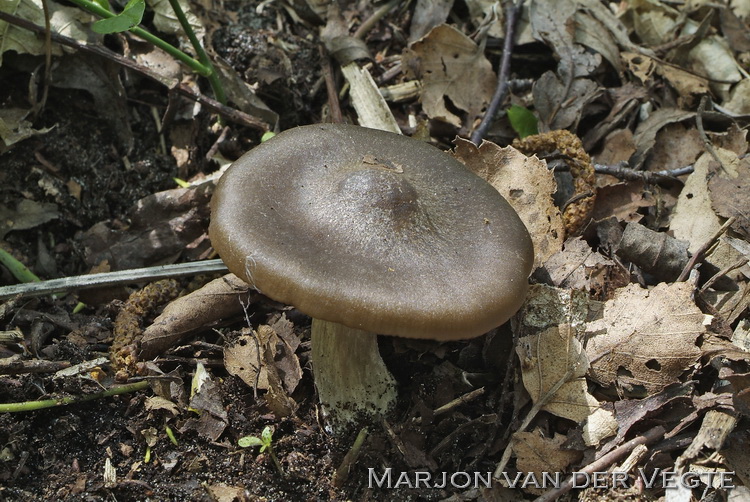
left=261, top=131, right=276, bottom=142
left=507, top=105, right=538, bottom=139
left=261, top=426, right=273, bottom=444
left=91, top=0, right=146, bottom=34
left=238, top=436, right=264, bottom=448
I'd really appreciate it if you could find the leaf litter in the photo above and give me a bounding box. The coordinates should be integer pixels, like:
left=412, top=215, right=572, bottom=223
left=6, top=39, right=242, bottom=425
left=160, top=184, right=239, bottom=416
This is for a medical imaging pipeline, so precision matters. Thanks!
left=0, top=0, right=749, bottom=500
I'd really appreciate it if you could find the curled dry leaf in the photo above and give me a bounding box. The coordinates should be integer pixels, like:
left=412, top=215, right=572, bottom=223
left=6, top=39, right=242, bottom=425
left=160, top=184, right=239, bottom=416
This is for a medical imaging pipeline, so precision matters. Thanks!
left=585, top=282, right=706, bottom=394
left=402, top=24, right=495, bottom=128
left=139, top=274, right=254, bottom=360
left=616, top=222, right=690, bottom=282
left=452, top=138, right=564, bottom=268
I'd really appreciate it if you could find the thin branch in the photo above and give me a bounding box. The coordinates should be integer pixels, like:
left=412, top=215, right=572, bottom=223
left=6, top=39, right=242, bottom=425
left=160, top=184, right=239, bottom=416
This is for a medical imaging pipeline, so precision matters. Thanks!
left=677, top=217, right=737, bottom=282
left=532, top=426, right=666, bottom=502
left=0, top=12, right=269, bottom=131
left=0, top=380, right=150, bottom=413
left=0, top=260, right=228, bottom=300
left=471, top=0, right=522, bottom=144
left=320, top=46, right=343, bottom=124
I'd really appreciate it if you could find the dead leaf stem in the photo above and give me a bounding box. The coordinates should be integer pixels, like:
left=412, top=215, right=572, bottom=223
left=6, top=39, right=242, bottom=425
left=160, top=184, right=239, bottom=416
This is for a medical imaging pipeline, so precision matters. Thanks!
left=677, top=217, right=736, bottom=282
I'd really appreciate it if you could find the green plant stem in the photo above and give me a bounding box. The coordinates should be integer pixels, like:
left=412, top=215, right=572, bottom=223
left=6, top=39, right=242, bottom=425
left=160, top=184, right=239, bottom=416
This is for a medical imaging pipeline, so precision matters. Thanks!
left=267, top=445, right=285, bottom=478
left=165, top=0, right=226, bottom=105
left=65, top=0, right=212, bottom=77
left=0, top=248, right=41, bottom=284
left=0, top=380, right=150, bottom=413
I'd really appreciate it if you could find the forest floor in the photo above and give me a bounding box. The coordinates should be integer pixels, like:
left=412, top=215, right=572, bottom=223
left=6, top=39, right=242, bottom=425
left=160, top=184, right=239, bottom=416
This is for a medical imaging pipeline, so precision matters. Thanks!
left=1, top=0, right=750, bottom=501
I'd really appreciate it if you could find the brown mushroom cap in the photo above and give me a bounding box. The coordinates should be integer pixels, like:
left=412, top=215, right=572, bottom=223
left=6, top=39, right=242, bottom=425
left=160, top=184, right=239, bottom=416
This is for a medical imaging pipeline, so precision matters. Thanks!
left=210, top=124, right=533, bottom=340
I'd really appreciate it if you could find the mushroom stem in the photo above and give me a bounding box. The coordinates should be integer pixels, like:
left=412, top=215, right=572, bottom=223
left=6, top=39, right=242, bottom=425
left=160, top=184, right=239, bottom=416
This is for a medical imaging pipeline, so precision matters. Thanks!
left=311, top=318, right=397, bottom=432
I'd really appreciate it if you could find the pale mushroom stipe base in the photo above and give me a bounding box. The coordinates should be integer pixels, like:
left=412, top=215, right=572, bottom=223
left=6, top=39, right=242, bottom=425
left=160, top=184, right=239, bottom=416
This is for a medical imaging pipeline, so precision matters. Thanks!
left=209, top=124, right=534, bottom=429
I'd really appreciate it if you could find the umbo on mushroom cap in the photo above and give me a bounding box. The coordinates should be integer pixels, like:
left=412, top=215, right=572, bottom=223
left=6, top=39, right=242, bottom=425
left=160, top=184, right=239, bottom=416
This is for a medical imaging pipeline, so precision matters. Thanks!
left=210, top=124, right=534, bottom=340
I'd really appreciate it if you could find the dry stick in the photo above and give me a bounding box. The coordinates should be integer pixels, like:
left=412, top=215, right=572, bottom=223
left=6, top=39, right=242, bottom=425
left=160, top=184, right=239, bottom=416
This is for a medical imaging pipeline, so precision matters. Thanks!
left=412, top=387, right=487, bottom=425
left=676, top=217, right=736, bottom=282
left=696, top=96, right=729, bottom=174
left=471, top=0, right=522, bottom=144
left=0, top=359, right=71, bottom=375
left=0, top=259, right=228, bottom=300
left=699, top=257, right=749, bottom=294
left=320, top=46, right=343, bottom=124
left=353, top=0, right=400, bottom=40
left=0, top=12, right=269, bottom=131
left=36, top=0, right=52, bottom=116
left=532, top=426, right=666, bottom=502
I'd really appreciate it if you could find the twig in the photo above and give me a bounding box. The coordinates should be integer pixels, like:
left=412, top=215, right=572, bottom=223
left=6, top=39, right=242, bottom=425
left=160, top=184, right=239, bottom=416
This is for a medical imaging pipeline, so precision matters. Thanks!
left=353, top=0, right=400, bottom=40
left=0, top=12, right=269, bottom=131
left=696, top=96, right=729, bottom=173
left=434, top=387, right=486, bottom=416
left=0, top=380, right=150, bottom=413
left=699, top=257, right=749, bottom=293
left=0, top=259, right=228, bottom=300
left=320, top=46, right=343, bottom=124
left=532, top=426, right=666, bottom=502
left=471, top=0, right=521, bottom=144
left=0, top=359, right=71, bottom=375
left=676, top=217, right=736, bottom=282
left=592, top=162, right=693, bottom=185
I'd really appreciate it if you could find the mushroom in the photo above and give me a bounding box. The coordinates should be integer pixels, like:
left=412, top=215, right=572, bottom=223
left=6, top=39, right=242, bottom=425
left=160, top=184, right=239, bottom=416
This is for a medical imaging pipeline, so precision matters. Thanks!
left=209, top=124, right=533, bottom=430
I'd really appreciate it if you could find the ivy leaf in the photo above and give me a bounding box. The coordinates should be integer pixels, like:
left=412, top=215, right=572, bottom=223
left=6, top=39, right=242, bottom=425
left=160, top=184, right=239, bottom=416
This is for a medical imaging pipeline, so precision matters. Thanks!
left=508, top=105, right=539, bottom=139
left=92, top=0, right=145, bottom=34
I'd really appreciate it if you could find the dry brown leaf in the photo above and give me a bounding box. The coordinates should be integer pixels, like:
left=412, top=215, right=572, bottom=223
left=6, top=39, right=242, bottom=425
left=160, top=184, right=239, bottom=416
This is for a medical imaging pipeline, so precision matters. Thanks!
left=452, top=139, right=564, bottom=267
left=616, top=222, right=690, bottom=282
left=646, top=122, right=703, bottom=173
left=592, top=180, right=655, bottom=223
left=140, top=274, right=254, bottom=360
left=513, top=430, right=581, bottom=495
left=670, top=151, right=726, bottom=253
left=629, top=108, right=695, bottom=170
left=533, top=71, right=600, bottom=131
left=585, top=282, right=706, bottom=394
left=0, top=199, right=59, bottom=239
left=708, top=157, right=750, bottom=240
left=528, top=0, right=602, bottom=130
left=224, top=328, right=272, bottom=391
left=82, top=184, right=213, bottom=270
left=542, top=237, right=628, bottom=298
left=402, top=24, right=495, bottom=128
left=518, top=326, right=590, bottom=420
left=520, top=284, right=591, bottom=331
left=592, top=128, right=636, bottom=166
left=203, top=483, right=246, bottom=502
left=224, top=321, right=302, bottom=395
left=409, top=0, right=454, bottom=42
